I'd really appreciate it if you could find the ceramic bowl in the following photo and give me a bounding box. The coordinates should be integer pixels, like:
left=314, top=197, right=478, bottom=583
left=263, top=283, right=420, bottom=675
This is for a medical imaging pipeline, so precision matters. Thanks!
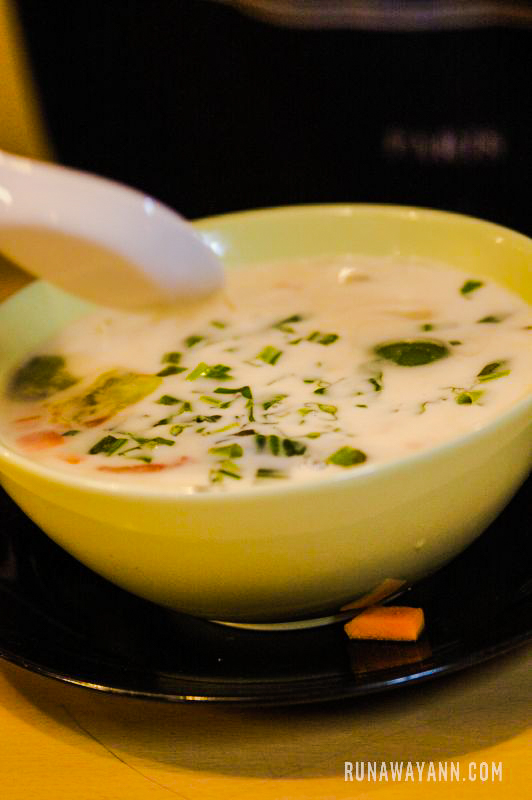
left=0, top=205, right=530, bottom=622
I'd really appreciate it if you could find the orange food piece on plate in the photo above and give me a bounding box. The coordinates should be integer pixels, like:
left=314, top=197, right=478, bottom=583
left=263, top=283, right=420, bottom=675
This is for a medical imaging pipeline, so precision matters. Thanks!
left=17, top=430, right=64, bottom=450
left=344, top=606, right=425, bottom=642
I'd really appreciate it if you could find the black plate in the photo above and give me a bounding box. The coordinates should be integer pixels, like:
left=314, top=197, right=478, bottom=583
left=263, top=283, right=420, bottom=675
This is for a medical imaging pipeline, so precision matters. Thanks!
left=0, top=480, right=530, bottom=706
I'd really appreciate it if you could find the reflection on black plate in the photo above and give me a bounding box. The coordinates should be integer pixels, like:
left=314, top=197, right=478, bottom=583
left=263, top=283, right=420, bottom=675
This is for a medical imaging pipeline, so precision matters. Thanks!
left=0, top=480, right=530, bottom=706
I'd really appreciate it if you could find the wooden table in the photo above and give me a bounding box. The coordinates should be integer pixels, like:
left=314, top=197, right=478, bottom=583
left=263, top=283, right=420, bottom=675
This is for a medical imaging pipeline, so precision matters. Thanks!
left=1, top=642, right=529, bottom=799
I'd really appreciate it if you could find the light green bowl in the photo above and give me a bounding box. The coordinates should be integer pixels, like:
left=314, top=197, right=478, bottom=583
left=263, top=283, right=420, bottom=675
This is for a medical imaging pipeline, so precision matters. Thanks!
left=0, top=205, right=530, bottom=622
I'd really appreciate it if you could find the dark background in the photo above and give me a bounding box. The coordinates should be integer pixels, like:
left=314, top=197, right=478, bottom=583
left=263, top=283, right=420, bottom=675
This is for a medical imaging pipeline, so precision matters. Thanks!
left=15, top=0, right=532, bottom=234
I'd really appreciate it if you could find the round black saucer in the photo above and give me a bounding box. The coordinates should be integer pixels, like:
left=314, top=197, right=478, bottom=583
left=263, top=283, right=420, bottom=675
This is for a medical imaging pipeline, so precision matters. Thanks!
left=0, top=480, right=530, bottom=706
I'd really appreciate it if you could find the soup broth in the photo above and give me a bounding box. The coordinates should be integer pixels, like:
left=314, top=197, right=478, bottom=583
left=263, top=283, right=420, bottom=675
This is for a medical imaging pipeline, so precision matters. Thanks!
left=1, top=256, right=530, bottom=491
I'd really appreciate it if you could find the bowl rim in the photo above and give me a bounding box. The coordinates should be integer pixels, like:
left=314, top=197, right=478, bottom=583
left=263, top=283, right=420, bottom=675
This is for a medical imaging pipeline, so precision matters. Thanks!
left=0, top=203, right=530, bottom=502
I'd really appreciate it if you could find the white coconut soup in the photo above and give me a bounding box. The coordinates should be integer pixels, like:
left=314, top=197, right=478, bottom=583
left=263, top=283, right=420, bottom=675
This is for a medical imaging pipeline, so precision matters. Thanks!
left=1, top=255, right=530, bottom=490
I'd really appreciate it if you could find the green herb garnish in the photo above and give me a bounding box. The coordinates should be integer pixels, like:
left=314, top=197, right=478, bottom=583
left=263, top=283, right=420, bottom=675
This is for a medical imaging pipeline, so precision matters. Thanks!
left=317, top=404, right=337, bottom=416
left=460, top=279, right=484, bottom=296
left=282, top=438, right=307, bottom=456
left=157, top=365, right=187, bottom=377
left=273, top=314, right=304, bottom=332
left=184, top=335, right=204, bottom=348
left=169, top=424, right=185, bottom=436
left=420, top=323, right=434, bottom=331
left=307, top=332, right=339, bottom=345
left=162, top=352, right=182, bottom=364
left=209, top=444, right=243, bottom=459
left=327, top=446, right=367, bottom=467
left=368, top=373, right=383, bottom=392
left=374, top=340, right=449, bottom=367
left=263, top=394, right=287, bottom=410
left=89, top=435, right=129, bottom=456
left=9, top=355, right=78, bottom=401
left=256, top=468, right=288, bottom=479
left=476, top=361, right=510, bottom=382
left=477, top=315, right=502, bottom=324
left=193, top=414, right=222, bottom=423
left=257, top=346, right=283, bottom=365
left=157, top=394, right=181, bottom=405
left=186, top=362, right=233, bottom=381
left=62, top=429, right=80, bottom=436
left=456, top=390, right=484, bottom=405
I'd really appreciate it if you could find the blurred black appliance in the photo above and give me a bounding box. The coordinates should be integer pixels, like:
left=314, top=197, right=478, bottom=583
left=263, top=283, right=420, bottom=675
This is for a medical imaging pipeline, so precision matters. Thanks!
left=15, top=0, right=532, bottom=234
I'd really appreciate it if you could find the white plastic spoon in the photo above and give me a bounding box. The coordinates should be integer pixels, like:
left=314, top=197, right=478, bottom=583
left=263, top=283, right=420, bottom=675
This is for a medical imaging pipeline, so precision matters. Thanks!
left=0, top=150, right=224, bottom=310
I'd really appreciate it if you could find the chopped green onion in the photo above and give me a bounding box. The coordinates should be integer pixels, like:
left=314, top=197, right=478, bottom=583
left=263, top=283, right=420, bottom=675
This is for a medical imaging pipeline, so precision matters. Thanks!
left=169, top=424, right=185, bottom=436
left=420, top=323, right=434, bottom=331
left=193, top=414, right=222, bottom=423
left=62, top=429, right=80, bottom=436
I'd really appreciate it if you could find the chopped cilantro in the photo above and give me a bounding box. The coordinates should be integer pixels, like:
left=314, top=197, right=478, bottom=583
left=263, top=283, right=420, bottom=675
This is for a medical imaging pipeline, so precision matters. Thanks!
left=89, top=435, right=128, bottom=456
left=282, top=438, right=307, bottom=456
left=184, top=335, right=204, bottom=348
left=307, top=332, right=339, bottom=345
left=327, top=446, right=367, bottom=467
left=162, top=352, right=182, bottom=364
left=257, top=346, right=283, bottom=365
left=456, top=390, right=484, bottom=405
left=374, top=340, right=449, bottom=366
left=476, top=361, right=510, bottom=382
left=273, top=314, right=304, bottom=332
left=186, top=362, right=233, bottom=381
left=256, top=468, right=287, bottom=479
left=157, top=394, right=181, bottom=405
left=157, top=365, right=187, bottom=377
left=368, top=374, right=383, bottom=392
left=317, top=404, right=337, bottom=416
left=263, top=394, right=287, bottom=410
left=209, top=444, right=243, bottom=458
left=460, top=279, right=484, bottom=296
left=477, top=315, right=502, bottom=323
left=10, top=354, right=78, bottom=401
